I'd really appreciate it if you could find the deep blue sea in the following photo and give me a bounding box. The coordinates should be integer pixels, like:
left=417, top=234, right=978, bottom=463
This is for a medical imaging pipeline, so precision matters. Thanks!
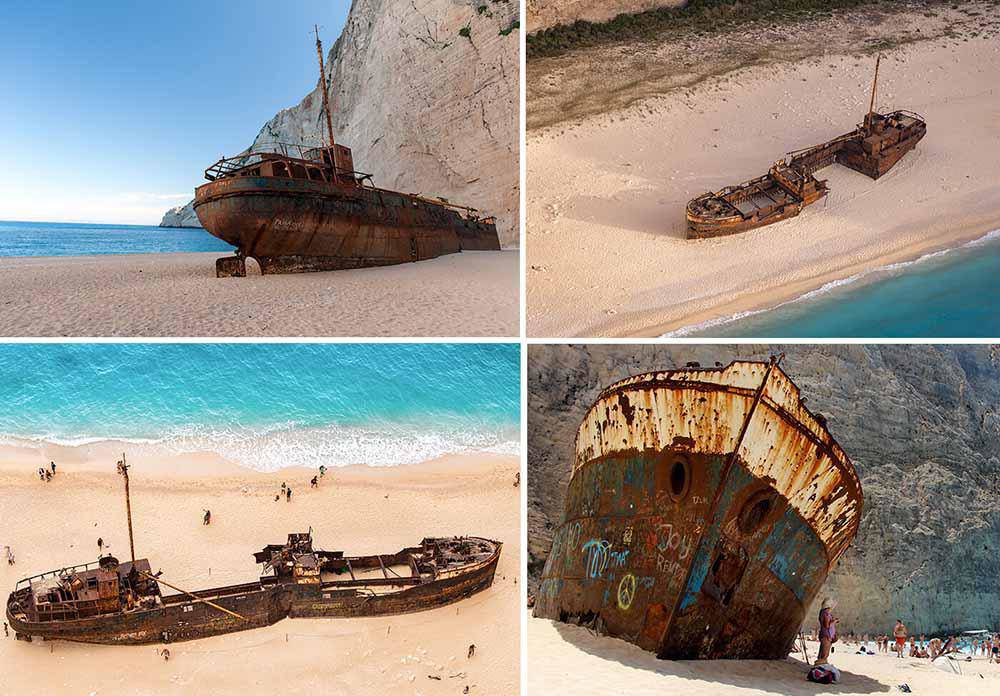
left=0, top=220, right=233, bottom=256
left=0, top=344, right=520, bottom=470
left=676, top=230, right=1000, bottom=338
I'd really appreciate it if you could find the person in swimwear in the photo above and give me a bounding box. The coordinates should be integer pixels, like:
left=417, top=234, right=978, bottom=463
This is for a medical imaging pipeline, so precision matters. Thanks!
left=816, top=597, right=839, bottom=665
left=893, top=619, right=908, bottom=658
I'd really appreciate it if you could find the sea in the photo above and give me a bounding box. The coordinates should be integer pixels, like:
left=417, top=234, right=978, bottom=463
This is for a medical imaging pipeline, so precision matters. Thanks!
left=0, top=220, right=233, bottom=256
left=0, top=343, right=520, bottom=471
left=672, top=229, right=1000, bottom=338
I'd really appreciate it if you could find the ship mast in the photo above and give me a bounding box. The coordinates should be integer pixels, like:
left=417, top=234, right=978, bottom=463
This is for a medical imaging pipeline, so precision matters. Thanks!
left=314, top=25, right=340, bottom=173
left=866, top=54, right=881, bottom=130
left=117, top=453, right=136, bottom=563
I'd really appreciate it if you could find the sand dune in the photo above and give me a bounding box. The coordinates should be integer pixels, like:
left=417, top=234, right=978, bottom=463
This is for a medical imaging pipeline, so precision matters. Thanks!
left=0, top=447, right=520, bottom=696
left=0, top=250, right=519, bottom=337
left=526, top=16, right=1000, bottom=336
left=529, top=614, right=1000, bottom=695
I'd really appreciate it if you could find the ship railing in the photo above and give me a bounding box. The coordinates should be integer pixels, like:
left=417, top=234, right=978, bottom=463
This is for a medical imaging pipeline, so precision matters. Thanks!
left=14, top=560, right=102, bottom=591
left=889, top=109, right=926, bottom=123
left=204, top=141, right=330, bottom=180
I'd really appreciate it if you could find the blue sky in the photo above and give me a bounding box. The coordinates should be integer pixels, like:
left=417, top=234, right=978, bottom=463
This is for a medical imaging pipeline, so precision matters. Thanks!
left=0, top=0, right=350, bottom=224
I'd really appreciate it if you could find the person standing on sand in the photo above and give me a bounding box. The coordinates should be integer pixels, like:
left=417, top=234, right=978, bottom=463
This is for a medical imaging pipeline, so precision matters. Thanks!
left=50, top=461, right=56, bottom=475
left=310, top=476, right=318, bottom=489
left=203, top=509, right=211, bottom=525
left=319, top=465, right=326, bottom=478
left=286, top=487, right=292, bottom=502
left=97, top=537, right=104, bottom=553
left=893, top=619, right=907, bottom=658
left=4, top=545, right=13, bottom=566
left=815, top=597, right=839, bottom=665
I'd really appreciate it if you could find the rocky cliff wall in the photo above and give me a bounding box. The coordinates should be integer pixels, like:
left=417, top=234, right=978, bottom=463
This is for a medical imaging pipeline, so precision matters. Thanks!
left=527, top=0, right=685, bottom=33
left=528, top=345, right=1000, bottom=636
left=162, top=0, right=519, bottom=248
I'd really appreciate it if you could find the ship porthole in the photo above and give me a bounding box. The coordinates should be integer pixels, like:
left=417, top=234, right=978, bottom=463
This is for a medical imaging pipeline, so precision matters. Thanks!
left=668, top=458, right=690, bottom=501
left=738, top=493, right=773, bottom=535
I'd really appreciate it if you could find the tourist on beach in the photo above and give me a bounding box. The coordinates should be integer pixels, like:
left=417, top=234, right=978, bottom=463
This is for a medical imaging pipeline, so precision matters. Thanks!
left=815, top=597, right=839, bottom=665
left=4, top=545, right=13, bottom=566
left=97, top=537, right=104, bottom=553
left=3, top=621, right=8, bottom=637
left=281, top=482, right=287, bottom=493
left=50, top=461, right=56, bottom=475
left=203, top=509, right=211, bottom=525
left=37, top=467, right=45, bottom=481
left=319, top=465, right=327, bottom=478
left=991, top=636, right=999, bottom=663
left=893, top=619, right=907, bottom=658
left=310, top=476, right=318, bottom=489
left=44, top=469, right=52, bottom=482
left=286, top=487, right=292, bottom=502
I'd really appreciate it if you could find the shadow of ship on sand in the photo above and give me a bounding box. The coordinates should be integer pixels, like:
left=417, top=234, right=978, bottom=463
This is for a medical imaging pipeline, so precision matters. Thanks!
left=552, top=620, right=890, bottom=695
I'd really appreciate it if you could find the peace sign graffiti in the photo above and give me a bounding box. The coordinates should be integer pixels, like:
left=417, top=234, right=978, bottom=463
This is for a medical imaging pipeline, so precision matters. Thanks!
left=617, top=574, right=637, bottom=611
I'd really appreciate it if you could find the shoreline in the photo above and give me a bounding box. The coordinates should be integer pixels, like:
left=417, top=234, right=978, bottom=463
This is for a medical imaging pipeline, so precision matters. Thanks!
left=526, top=24, right=1000, bottom=337
left=0, top=438, right=519, bottom=478
left=0, top=250, right=520, bottom=337
left=664, top=225, right=1000, bottom=336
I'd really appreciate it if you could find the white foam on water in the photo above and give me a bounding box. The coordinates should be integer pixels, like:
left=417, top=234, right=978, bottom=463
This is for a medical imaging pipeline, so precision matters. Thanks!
left=0, top=421, right=520, bottom=472
left=663, top=228, right=1000, bottom=337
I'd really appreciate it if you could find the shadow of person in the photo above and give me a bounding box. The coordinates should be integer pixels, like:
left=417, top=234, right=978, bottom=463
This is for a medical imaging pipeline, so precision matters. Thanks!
left=552, top=620, right=890, bottom=694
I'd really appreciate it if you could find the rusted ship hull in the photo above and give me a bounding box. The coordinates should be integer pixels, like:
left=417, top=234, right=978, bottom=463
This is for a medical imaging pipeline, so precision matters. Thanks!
left=686, top=109, right=926, bottom=239
left=194, top=176, right=501, bottom=277
left=6, top=538, right=501, bottom=645
left=533, top=361, right=862, bottom=660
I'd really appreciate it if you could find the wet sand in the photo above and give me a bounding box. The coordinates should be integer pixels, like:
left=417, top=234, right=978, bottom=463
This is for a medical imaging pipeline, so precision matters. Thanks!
left=0, top=250, right=519, bottom=337
left=526, top=4, right=1000, bottom=337
left=528, top=614, right=1000, bottom=695
left=0, top=446, right=520, bottom=696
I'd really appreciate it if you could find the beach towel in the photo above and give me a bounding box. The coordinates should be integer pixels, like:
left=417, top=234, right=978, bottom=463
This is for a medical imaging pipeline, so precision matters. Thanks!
left=931, top=656, right=962, bottom=675
left=807, top=664, right=841, bottom=684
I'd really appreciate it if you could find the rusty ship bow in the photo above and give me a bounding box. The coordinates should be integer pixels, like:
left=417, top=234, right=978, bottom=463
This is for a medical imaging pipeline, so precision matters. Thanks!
left=533, top=358, right=862, bottom=659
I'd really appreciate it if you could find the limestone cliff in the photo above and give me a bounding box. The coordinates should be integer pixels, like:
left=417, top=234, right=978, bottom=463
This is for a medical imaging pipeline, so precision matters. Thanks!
left=159, top=204, right=201, bottom=228
left=527, top=0, right=685, bottom=33
left=528, top=345, right=1000, bottom=636
left=161, top=0, right=519, bottom=248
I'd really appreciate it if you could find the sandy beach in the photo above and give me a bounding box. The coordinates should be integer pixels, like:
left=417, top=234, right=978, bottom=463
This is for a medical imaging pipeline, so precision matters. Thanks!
left=529, top=614, right=1000, bottom=695
left=0, top=444, right=520, bottom=696
left=0, top=250, right=519, bottom=337
left=526, top=4, right=1000, bottom=337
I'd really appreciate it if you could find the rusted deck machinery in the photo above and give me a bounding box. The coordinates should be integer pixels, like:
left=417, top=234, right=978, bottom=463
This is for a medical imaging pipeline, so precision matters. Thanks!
left=6, top=533, right=501, bottom=645
left=533, top=358, right=863, bottom=659
left=195, top=27, right=500, bottom=277
left=687, top=57, right=925, bottom=239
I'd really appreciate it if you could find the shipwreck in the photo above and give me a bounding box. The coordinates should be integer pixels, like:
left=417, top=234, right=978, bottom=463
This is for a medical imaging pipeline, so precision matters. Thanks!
left=686, top=57, right=926, bottom=238
left=194, top=27, right=501, bottom=277
left=6, top=457, right=501, bottom=645
left=533, top=357, right=862, bottom=659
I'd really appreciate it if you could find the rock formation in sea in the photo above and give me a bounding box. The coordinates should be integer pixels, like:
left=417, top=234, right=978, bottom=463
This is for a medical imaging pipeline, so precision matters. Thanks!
left=528, top=344, right=1000, bottom=636
left=159, top=204, right=202, bottom=228
left=161, top=0, right=519, bottom=248
left=527, top=0, right=685, bottom=33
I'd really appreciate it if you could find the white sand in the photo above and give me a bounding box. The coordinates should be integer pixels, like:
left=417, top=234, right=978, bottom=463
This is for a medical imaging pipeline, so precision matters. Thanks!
left=0, top=250, right=519, bottom=337
left=526, top=25, right=1000, bottom=336
left=0, top=446, right=520, bottom=696
left=528, top=614, right=1000, bottom=695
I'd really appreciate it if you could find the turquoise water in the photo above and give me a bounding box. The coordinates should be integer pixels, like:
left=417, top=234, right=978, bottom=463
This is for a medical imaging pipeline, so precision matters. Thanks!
left=0, top=220, right=233, bottom=256
left=682, top=231, right=1000, bottom=338
left=0, top=344, right=520, bottom=470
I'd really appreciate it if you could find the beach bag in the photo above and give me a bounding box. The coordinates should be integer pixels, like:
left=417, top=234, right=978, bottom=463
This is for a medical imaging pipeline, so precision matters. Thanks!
left=807, top=665, right=839, bottom=684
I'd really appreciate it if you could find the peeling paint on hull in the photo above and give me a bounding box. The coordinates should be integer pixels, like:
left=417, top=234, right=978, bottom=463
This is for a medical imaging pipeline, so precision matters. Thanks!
left=533, top=361, right=862, bottom=660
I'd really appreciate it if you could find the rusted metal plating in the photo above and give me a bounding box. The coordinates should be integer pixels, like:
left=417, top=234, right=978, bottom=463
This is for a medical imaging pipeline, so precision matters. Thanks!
left=687, top=58, right=926, bottom=239
left=534, top=360, right=862, bottom=659
left=194, top=28, right=501, bottom=277
left=6, top=533, right=501, bottom=645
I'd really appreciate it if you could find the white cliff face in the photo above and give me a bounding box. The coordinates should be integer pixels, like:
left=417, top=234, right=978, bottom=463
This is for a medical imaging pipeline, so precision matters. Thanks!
left=527, top=0, right=685, bottom=33
left=159, top=203, right=201, bottom=228
left=162, top=0, right=520, bottom=248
